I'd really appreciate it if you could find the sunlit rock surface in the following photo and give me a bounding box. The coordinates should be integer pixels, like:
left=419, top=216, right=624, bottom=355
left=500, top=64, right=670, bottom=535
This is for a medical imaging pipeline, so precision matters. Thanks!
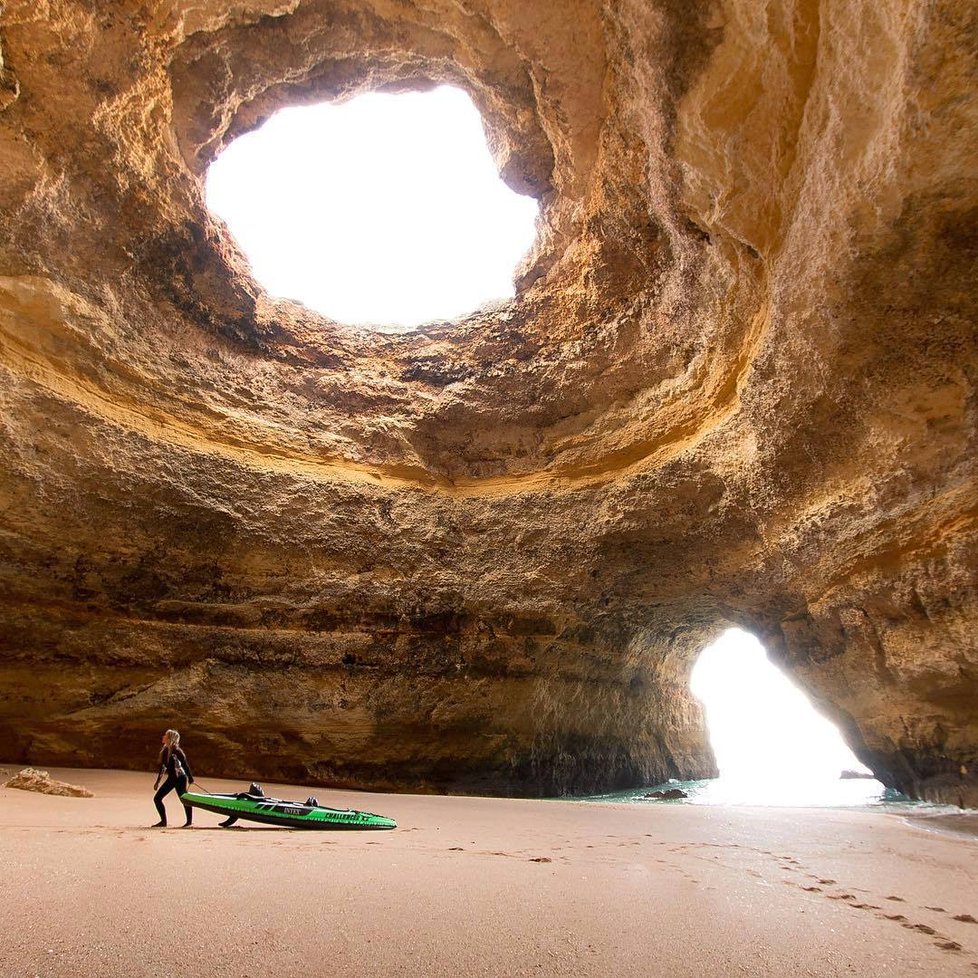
left=0, top=0, right=974, bottom=802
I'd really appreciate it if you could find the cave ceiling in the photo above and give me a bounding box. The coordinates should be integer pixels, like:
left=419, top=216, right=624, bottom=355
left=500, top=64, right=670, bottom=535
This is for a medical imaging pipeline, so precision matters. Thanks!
left=0, top=0, right=975, bottom=803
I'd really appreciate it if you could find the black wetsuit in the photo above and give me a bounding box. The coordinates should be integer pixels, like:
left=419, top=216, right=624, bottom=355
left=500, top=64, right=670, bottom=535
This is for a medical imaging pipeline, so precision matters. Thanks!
left=154, top=746, right=195, bottom=825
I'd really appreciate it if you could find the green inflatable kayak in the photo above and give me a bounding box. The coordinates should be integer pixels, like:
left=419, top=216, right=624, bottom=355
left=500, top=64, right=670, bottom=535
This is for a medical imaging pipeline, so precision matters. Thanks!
left=181, top=783, right=396, bottom=830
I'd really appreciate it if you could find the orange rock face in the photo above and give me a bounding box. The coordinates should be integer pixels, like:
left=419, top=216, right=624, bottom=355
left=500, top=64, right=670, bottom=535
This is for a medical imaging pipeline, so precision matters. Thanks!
left=0, top=0, right=974, bottom=801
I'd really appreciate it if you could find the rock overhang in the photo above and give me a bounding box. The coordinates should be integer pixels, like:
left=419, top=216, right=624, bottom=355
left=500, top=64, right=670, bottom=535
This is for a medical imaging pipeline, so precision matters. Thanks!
left=3, top=0, right=740, bottom=488
left=0, top=0, right=975, bottom=804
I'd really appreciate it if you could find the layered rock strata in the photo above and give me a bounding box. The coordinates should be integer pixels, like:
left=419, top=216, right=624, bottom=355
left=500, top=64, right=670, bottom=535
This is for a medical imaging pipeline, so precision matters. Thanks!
left=0, top=0, right=974, bottom=801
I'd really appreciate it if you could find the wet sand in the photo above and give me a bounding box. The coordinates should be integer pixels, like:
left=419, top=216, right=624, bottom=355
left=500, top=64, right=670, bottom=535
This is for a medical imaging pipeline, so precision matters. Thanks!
left=2, top=768, right=977, bottom=977
left=906, top=812, right=978, bottom=840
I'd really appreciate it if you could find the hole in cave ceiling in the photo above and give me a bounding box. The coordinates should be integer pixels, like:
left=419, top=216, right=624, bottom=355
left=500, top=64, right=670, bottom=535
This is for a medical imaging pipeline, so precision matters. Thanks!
left=205, top=85, right=539, bottom=332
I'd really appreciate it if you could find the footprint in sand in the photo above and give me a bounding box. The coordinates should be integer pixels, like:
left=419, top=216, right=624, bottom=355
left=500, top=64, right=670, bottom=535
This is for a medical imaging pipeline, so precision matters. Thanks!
left=818, top=879, right=836, bottom=885
left=802, top=886, right=822, bottom=893
left=904, top=923, right=937, bottom=935
left=935, top=941, right=962, bottom=951
left=884, top=914, right=908, bottom=922
left=529, top=857, right=552, bottom=863
left=886, top=895, right=906, bottom=902
left=926, top=906, right=947, bottom=912
left=828, top=894, right=856, bottom=901
left=954, top=915, right=978, bottom=924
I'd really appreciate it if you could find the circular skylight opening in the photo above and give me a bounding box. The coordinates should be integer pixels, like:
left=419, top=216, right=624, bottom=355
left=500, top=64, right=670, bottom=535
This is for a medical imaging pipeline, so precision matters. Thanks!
left=205, top=86, right=539, bottom=331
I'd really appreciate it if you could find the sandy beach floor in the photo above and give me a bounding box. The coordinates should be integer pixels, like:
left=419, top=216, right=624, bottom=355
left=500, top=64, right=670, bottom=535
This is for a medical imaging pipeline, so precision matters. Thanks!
left=2, top=768, right=977, bottom=977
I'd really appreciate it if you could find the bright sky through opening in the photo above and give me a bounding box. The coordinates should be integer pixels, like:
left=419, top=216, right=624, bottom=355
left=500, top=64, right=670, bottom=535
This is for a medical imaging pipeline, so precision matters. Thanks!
left=205, top=86, right=539, bottom=330
left=690, top=628, right=879, bottom=805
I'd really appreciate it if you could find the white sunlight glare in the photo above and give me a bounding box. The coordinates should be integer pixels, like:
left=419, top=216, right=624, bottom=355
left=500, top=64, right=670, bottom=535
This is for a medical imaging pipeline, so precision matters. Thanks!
left=690, top=627, right=880, bottom=805
left=205, top=86, right=539, bottom=330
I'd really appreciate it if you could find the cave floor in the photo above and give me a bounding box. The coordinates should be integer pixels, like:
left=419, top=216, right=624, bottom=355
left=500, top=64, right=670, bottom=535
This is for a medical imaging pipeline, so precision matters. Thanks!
left=1, top=769, right=976, bottom=977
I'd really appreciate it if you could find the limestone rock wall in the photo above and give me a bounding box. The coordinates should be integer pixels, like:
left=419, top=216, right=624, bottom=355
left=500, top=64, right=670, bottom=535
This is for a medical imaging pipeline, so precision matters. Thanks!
left=0, top=0, right=974, bottom=801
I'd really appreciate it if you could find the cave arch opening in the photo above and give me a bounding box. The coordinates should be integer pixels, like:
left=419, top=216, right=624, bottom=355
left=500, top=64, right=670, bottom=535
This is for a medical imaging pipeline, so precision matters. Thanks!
left=205, top=84, right=539, bottom=332
left=688, top=628, right=885, bottom=805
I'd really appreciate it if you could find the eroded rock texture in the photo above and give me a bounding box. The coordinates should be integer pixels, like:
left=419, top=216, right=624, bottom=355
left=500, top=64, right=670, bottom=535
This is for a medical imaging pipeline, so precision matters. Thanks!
left=0, top=0, right=974, bottom=801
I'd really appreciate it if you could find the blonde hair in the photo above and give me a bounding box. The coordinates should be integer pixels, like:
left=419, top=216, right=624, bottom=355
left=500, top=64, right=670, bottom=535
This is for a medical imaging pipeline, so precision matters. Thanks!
left=164, top=729, right=181, bottom=751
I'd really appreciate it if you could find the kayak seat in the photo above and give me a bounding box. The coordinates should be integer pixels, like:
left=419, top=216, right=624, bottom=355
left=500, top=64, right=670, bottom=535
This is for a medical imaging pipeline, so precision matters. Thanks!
left=305, top=796, right=319, bottom=807
left=235, top=783, right=266, bottom=800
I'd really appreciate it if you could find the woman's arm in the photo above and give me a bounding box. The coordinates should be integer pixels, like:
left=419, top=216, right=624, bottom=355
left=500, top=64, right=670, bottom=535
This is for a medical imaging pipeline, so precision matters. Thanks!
left=177, top=748, right=194, bottom=783
left=154, top=748, right=166, bottom=788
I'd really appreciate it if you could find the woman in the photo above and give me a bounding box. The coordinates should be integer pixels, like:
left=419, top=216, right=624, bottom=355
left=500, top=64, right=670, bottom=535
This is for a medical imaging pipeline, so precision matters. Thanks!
left=152, top=729, right=195, bottom=827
